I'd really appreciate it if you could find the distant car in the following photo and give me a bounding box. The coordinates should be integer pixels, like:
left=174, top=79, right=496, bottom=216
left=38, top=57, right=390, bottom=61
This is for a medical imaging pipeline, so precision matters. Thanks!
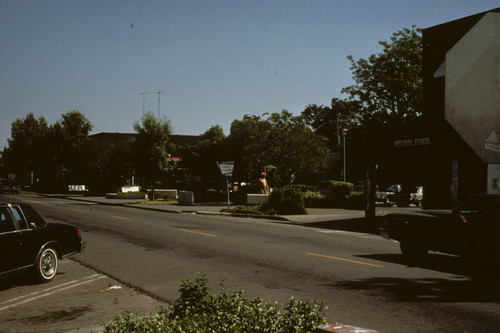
left=0, top=203, right=84, bottom=282
left=0, top=179, right=20, bottom=194
left=375, top=187, right=396, bottom=205
left=392, top=186, right=424, bottom=207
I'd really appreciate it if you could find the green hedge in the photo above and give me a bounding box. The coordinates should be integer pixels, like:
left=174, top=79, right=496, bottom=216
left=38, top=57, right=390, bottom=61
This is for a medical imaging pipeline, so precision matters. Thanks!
left=267, top=187, right=307, bottom=215
left=102, top=274, right=326, bottom=333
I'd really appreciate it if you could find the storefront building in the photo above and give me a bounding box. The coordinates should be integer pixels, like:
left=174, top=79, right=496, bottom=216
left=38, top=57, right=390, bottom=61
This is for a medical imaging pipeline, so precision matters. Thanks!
left=422, top=7, right=500, bottom=208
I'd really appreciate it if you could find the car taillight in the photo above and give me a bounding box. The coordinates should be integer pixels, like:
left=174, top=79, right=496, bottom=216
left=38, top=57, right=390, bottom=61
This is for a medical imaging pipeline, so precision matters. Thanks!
left=75, top=227, right=82, bottom=240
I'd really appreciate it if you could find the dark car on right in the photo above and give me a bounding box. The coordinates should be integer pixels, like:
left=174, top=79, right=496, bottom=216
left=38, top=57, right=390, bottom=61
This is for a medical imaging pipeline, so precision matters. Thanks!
left=380, top=193, right=500, bottom=262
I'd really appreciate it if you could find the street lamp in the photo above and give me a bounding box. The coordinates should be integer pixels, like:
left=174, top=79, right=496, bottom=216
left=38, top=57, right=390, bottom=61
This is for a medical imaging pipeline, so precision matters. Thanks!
left=343, top=129, right=348, bottom=182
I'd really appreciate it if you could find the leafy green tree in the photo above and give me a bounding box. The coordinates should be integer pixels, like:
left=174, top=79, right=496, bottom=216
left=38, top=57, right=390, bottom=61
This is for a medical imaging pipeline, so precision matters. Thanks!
left=133, top=111, right=173, bottom=195
left=342, top=26, right=423, bottom=127
left=228, top=114, right=271, bottom=182
left=58, top=111, right=93, bottom=185
left=2, top=111, right=93, bottom=191
left=300, top=99, right=360, bottom=151
left=82, top=136, right=135, bottom=194
left=2, top=113, right=50, bottom=184
left=195, top=126, right=227, bottom=188
left=332, top=26, right=423, bottom=181
left=228, top=111, right=328, bottom=186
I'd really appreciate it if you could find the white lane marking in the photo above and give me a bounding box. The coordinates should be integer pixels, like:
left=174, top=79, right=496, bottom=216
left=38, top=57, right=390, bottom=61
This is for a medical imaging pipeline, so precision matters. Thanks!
left=0, top=274, right=106, bottom=311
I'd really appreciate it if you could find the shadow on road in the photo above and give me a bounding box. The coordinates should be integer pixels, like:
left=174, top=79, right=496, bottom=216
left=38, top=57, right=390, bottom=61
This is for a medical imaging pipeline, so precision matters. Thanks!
left=329, top=252, right=500, bottom=303
left=330, top=273, right=500, bottom=303
left=301, top=217, right=381, bottom=235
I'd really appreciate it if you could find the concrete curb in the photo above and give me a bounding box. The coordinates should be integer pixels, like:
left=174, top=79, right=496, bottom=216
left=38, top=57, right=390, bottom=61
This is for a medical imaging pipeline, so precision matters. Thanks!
left=38, top=193, right=296, bottom=222
left=315, top=324, right=379, bottom=332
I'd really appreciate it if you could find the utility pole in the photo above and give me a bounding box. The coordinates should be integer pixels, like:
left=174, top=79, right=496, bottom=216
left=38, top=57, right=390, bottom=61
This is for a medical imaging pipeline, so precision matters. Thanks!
left=139, top=91, right=164, bottom=119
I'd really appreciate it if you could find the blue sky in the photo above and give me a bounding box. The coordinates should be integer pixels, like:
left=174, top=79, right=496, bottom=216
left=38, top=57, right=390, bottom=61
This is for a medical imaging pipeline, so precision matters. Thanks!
left=1, top=0, right=498, bottom=149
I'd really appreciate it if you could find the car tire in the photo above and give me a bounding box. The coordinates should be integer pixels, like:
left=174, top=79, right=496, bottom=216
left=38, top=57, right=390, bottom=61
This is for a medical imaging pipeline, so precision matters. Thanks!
left=35, top=248, right=58, bottom=282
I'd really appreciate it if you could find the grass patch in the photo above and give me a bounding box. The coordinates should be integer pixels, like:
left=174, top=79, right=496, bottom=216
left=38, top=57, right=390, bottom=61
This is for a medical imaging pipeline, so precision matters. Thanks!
left=139, top=200, right=178, bottom=205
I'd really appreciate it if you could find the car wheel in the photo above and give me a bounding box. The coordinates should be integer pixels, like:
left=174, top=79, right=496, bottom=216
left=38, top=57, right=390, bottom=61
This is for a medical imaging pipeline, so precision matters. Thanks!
left=35, top=248, right=58, bottom=282
left=400, top=238, right=428, bottom=262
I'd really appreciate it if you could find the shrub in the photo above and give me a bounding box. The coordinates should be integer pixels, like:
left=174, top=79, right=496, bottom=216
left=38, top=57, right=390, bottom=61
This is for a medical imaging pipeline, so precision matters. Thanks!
left=291, top=184, right=316, bottom=193
left=268, top=187, right=307, bottom=215
left=303, top=190, right=327, bottom=208
left=102, top=274, right=327, bottom=333
left=222, top=205, right=278, bottom=216
left=330, top=182, right=353, bottom=201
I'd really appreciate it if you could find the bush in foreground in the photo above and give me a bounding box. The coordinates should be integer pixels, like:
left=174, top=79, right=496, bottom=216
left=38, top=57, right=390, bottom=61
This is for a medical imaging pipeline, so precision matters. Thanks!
left=101, top=274, right=326, bottom=333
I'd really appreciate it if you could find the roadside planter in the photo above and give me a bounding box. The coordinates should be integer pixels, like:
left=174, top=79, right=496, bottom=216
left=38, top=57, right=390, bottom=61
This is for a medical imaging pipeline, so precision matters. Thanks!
left=178, top=190, right=194, bottom=205
left=147, top=189, right=178, bottom=201
left=247, top=193, right=270, bottom=205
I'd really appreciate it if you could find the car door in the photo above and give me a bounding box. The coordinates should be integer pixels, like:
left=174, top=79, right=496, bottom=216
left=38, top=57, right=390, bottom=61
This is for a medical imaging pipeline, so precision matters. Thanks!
left=0, top=205, right=23, bottom=273
left=9, top=205, right=47, bottom=268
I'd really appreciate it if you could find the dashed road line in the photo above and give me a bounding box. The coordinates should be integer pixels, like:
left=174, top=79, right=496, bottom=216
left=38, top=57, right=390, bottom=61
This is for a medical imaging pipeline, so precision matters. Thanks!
left=306, top=252, right=383, bottom=268
left=178, top=228, right=216, bottom=237
left=111, top=215, right=132, bottom=221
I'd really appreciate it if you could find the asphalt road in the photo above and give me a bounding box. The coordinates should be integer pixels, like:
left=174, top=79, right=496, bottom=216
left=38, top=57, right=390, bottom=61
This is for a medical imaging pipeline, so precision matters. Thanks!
left=3, top=192, right=500, bottom=332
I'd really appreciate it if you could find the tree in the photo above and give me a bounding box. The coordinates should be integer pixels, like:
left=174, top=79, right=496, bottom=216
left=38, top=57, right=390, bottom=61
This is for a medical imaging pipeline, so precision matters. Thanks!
left=300, top=99, right=360, bottom=151
left=58, top=111, right=93, bottom=185
left=266, top=111, right=329, bottom=186
left=195, top=126, right=227, bottom=187
left=3, top=113, right=50, bottom=184
left=133, top=111, right=173, bottom=196
left=2, top=110, right=93, bottom=191
left=82, top=136, right=135, bottom=194
left=228, top=111, right=329, bottom=187
left=342, top=26, right=423, bottom=127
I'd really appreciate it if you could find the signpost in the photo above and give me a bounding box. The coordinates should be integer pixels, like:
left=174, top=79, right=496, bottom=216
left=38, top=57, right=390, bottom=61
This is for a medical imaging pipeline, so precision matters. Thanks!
left=217, top=161, right=235, bottom=208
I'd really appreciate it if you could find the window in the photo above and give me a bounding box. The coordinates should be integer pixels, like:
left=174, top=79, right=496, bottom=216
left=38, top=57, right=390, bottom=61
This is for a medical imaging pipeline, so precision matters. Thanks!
left=0, top=207, right=15, bottom=232
left=11, top=206, right=28, bottom=230
left=19, top=204, right=46, bottom=229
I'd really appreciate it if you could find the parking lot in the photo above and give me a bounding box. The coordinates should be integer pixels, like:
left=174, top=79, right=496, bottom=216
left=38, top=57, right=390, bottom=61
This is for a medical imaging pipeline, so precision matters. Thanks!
left=0, top=259, right=167, bottom=333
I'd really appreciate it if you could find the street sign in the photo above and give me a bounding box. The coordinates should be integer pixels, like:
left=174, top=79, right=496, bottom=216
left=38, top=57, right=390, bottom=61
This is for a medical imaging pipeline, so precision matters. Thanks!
left=217, top=161, right=235, bottom=209
left=217, top=161, right=235, bottom=178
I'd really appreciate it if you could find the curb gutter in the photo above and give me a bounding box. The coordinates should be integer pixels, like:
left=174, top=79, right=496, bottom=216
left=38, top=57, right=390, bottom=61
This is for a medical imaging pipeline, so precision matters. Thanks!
left=315, top=324, right=379, bottom=333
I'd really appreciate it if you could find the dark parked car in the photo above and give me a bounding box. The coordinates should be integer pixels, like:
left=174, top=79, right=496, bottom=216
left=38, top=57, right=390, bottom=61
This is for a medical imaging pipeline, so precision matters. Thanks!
left=0, top=203, right=84, bottom=282
left=0, top=179, right=20, bottom=194
left=380, top=194, right=500, bottom=262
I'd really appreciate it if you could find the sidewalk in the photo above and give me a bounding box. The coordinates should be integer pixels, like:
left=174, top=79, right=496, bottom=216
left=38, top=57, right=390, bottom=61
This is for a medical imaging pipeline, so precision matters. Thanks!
left=44, top=194, right=386, bottom=234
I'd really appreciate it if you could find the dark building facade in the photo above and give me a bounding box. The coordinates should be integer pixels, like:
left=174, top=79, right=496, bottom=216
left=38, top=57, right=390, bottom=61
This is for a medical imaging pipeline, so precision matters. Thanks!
left=422, top=7, right=500, bottom=208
